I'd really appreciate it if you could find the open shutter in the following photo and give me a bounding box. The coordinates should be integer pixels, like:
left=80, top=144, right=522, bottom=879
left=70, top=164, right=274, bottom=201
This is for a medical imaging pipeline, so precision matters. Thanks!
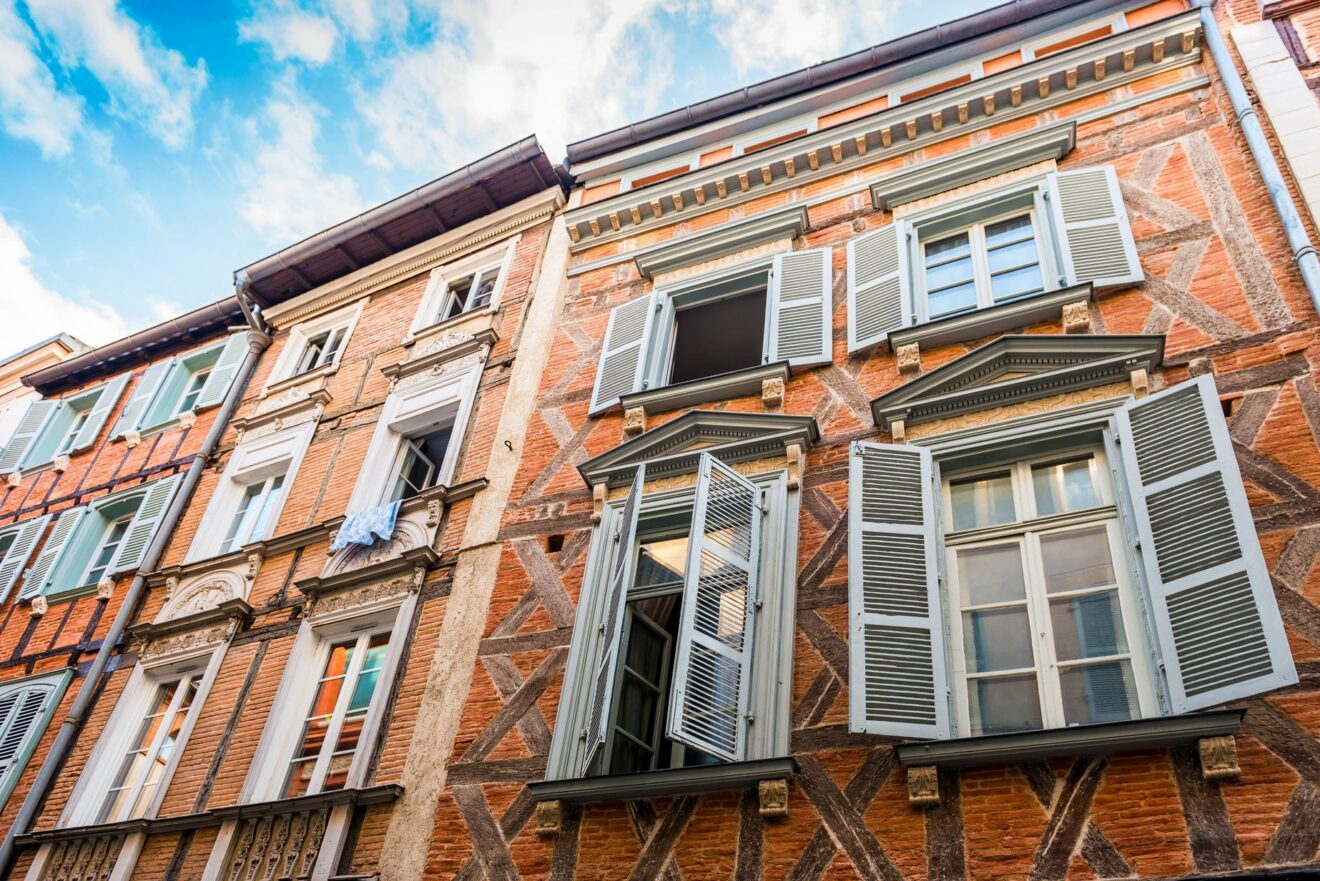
left=1048, top=166, right=1143, bottom=288
left=109, top=473, right=182, bottom=574
left=113, top=359, right=173, bottom=437
left=847, top=223, right=910, bottom=353
left=0, top=516, right=51, bottom=603
left=589, top=295, right=656, bottom=415
left=1116, top=376, right=1296, bottom=712
left=848, top=441, right=950, bottom=739
left=21, top=507, right=85, bottom=600
left=193, top=334, right=248, bottom=410
left=0, top=401, right=57, bottom=475
left=580, top=465, right=645, bottom=775
left=0, top=685, right=54, bottom=791
left=71, top=375, right=129, bottom=452
left=667, top=453, right=761, bottom=761
left=768, top=247, right=832, bottom=367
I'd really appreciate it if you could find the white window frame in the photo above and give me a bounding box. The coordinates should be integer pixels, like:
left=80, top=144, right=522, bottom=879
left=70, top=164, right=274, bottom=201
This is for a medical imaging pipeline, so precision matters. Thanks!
left=220, top=473, right=287, bottom=554
left=409, top=238, right=518, bottom=337
left=917, top=206, right=1049, bottom=321
left=81, top=513, right=134, bottom=587
left=265, top=302, right=364, bottom=391
left=939, top=444, right=1159, bottom=737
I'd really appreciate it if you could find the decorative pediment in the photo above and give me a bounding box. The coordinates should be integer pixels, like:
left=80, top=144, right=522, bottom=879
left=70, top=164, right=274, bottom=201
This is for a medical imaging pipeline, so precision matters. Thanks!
left=578, top=410, right=818, bottom=487
left=870, top=334, right=1163, bottom=429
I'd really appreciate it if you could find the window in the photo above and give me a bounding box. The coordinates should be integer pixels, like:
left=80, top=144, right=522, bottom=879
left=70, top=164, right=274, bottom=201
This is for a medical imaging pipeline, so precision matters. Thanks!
left=0, top=672, right=70, bottom=810
left=295, top=327, right=347, bottom=376
left=388, top=427, right=453, bottom=503
left=434, top=265, right=500, bottom=323
left=83, top=514, right=133, bottom=587
left=284, top=630, right=390, bottom=798
left=55, top=410, right=91, bottom=457
left=411, top=240, right=516, bottom=335
left=222, top=474, right=286, bottom=553
left=114, top=334, right=247, bottom=438
left=667, top=278, right=767, bottom=386
left=175, top=367, right=212, bottom=414
left=0, top=374, right=129, bottom=474
left=921, top=212, right=1044, bottom=319
left=98, top=676, right=200, bottom=823
left=266, top=304, right=361, bottom=389
left=141, top=345, right=225, bottom=428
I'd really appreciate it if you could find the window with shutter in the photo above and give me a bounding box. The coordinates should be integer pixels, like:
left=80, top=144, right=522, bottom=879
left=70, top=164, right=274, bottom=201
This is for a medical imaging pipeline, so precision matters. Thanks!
left=1048, top=166, right=1143, bottom=288
left=193, top=334, right=248, bottom=411
left=847, top=223, right=909, bottom=353
left=0, top=400, right=57, bottom=474
left=0, top=672, right=68, bottom=809
left=0, top=516, right=51, bottom=603
left=22, top=507, right=86, bottom=599
left=113, top=359, right=173, bottom=437
left=71, top=374, right=129, bottom=452
left=589, top=294, right=657, bottom=414
left=768, top=248, right=832, bottom=368
left=108, top=473, right=182, bottom=574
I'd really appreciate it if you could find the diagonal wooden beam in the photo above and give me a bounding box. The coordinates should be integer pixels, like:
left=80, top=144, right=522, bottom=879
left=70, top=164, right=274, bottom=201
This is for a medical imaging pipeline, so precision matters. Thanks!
left=1170, top=745, right=1240, bottom=874
left=457, top=647, right=568, bottom=763
left=797, top=610, right=849, bottom=682
left=628, top=795, right=700, bottom=881
left=1243, top=696, right=1320, bottom=787
left=793, top=753, right=903, bottom=881
left=791, top=669, right=842, bottom=730
left=481, top=655, right=554, bottom=755
left=1029, top=757, right=1109, bottom=881
left=627, top=801, right=682, bottom=881
left=1019, top=763, right=1130, bottom=878
left=1265, top=781, right=1320, bottom=864
left=451, top=787, right=537, bottom=881
left=512, top=537, right=577, bottom=628
left=451, top=786, right=524, bottom=881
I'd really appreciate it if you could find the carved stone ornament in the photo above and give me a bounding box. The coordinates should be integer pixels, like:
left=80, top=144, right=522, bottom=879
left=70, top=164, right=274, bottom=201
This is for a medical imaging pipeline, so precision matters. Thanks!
left=592, top=484, right=607, bottom=524
left=328, top=527, right=418, bottom=577
left=426, top=498, right=442, bottom=528
left=28, top=596, right=47, bottom=617
left=535, top=800, right=563, bottom=837
left=623, top=406, right=646, bottom=437
left=1130, top=367, right=1150, bottom=400
left=141, top=622, right=231, bottom=660
left=164, top=579, right=237, bottom=621
left=392, top=351, right=483, bottom=395
left=96, top=576, right=115, bottom=600
left=258, top=387, right=310, bottom=414
left=124, top=430, right=142, bottom=449
left=7, top=471, right=21, bottom=488
left=413, top=330, right=475, bottom=361
left=178, top=409, right=198, bottom=428
left=246, top=552, right=263, bottom=582
left=1062, top=300, right=1092, bottom=334
left=164, top=575, right=180, bottom=600
left=1199, top=735, right=1241, bottom=782
left=758, top=778, right=789, bottom=818
left=896, top=342, right=922, bottom=375
left=907, top=765, right=940, bottom=808
left=761, top=376, right=785, bottom=409
left=52, top=454, right=71, bottom=473
left=310, top=574, right=413, bottom=619
left=890, top=416, right=907, bottom=445
left=785, top=442, right=803, bottom=491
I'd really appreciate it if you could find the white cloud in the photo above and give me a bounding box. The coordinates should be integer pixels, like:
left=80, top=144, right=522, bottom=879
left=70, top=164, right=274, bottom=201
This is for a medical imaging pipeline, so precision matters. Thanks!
left=322, top=0, right=407, bottom=42
left=239, top=3, right=338, bottom=65
left=237, top=79, right=364, bottom=242
left=0, top=212, right=129, bottom=352
left=703, top=0, right=896, bottom=77
left=25, top=0, right=208, bottom=148
left=0, top=0, right=82, bottom=156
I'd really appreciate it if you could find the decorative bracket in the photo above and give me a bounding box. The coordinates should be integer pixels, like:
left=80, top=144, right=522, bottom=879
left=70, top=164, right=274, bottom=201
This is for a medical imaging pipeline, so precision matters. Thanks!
left=52, top=455, right=70, bottom=473
left=1130, top=366, right=1150, bottom=399
left=1199, top=735, right=1241, bottom=781
left=761, top=376, right=785, bottom=409
left=591, top=484, right=607, bottom=524
left=1062, top=299, right=1092, bottom=334
left=785, top=442, right=803, bottom=491
left=178, top=409, right=198, bottom=429
left=896, top=342, right=922, bottom=375
left=28, top=596, right=48, bottom=617
left=410, top=564, right=427, bottom=594
left=245, top=552, right=264, bottom=582
left=426, top=498, right=443, bottom=528
left=890, top=416, right=907, bottom=445
left=535, top=799, right=563, bottom=837
left=623, top=406, right=646, bottom=437
left=124, top=430, right=142, bottom=449
left=96, top=577, right=115, bottom=601
left=907, top=765, right=940, bottom=808
left=758, top=778, right=789, bottom=818
left=6, top=471, right=20, bottom=488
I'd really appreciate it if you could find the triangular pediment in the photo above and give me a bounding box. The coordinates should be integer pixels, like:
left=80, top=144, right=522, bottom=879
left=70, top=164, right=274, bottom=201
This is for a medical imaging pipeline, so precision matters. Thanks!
left=579, top=410, right=818, bottom=487
left=871, top=334, right=1163, bottom=428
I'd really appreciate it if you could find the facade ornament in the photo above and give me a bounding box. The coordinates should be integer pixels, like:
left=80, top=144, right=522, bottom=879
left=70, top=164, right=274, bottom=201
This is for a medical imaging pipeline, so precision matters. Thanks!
left=28, top=596, right=47, bottom=617
left=327, top=532, right=338, bottom=554
left=761, top=376, right=785, bottom=409
left=411, top=565, right=427, bottom=594
left=6, top=471, right=20, bottom=488
left=1062, top=300, right=1092, bottom=334
left=896, top=342, right=922, bottom=375
left=890, top=416, right=907, bottom=445
left=52, top=454, right=70, bottom=473
left=1130, top=367, right=1150, bottom=399
left=535, top=800, right=563, bottom=837
left=623, top=406, right=646, bottom=437
left=164, top=575, right=180, bottom=600
left=785, top=443, right=803, bottom=491
left=246, top=552, right=263, bottom=582
left=907, top=765, right=940, bottom=808
left=178, top=409, right=198, bottom=429
left=1199, top=735, right=1241, bottom=781
left=124, top=430, right=141, bottom=449
left=592, top=484, right=607, bottom=524
left=426, top=498, right=443, bottom=528
left=96, top=577, right=115, bottom=601
left=758, top=778, right=789, bottom=818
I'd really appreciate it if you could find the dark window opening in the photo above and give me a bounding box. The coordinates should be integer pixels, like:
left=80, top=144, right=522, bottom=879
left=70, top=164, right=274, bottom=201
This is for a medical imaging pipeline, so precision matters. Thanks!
left=390, top=424, right=454, bottom=502
left=668, top=289, right=766, bottom=385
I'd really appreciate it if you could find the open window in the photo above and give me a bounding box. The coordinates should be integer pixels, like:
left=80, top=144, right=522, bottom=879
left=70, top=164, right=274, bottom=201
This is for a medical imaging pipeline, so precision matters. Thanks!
left=265, top=304, right=362, bottom=389
left=410, top=239, right=517, bottom=336
left=0, top=374, right=129, bottom=474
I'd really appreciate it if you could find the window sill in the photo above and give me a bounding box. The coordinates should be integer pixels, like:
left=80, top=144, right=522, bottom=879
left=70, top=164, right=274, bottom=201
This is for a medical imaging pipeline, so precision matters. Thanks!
left=261, top=361, right=338, bottom=399
left=618, top=361, right=790, bottom=417
left=402, top=305, right=500, bottom=351
left=889, top=283, right=1092, bottom=354
left=528, top=756, right=796, bottom=804
left=385, top=325, right=499, bottom=385
left=893, top=709, right=1244, bottom=769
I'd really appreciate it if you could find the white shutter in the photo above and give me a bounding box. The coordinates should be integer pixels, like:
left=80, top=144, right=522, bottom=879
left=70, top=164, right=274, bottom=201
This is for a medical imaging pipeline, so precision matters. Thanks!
left=589, top=295, right=656, bottom=415
left=71, top=375, right=129, bottom=452
left=847, top=223, right=910, bottom=353
left=580, top=465, right=645, bottom=775
left=848, top=441, right=950, bottom=739
left=1048, top=166, right=1143, bottom=288
left=0, top=401, right=57, bottom=474
left=194, top=334, right=248, bottom=410
left=0, top=685, right=55, bottom=790
left=667, top=453, right=761, bottom=761
left=113, top=360, right=173, bottom=437
left=0, top=516, right=51, bottom=603
left=21, top=507, right=86, bottom=600
left=1116, top=375, right=1297, bottom=712
left=109, top=473, right=182, bottom=574
left=768, top=247, right=833, bottom=367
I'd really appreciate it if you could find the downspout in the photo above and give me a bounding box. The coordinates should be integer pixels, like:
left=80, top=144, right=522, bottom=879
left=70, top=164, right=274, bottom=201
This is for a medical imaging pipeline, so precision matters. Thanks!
left=1194, top=0, right=1320, bottom=313
left=0, top=277, right=271, bottom=877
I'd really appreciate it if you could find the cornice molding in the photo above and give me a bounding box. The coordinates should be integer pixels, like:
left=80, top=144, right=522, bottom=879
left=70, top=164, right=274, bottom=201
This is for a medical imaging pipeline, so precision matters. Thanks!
left=633, top=207, right=808, bottom=279
left=620, top=362, right=790, bottom=416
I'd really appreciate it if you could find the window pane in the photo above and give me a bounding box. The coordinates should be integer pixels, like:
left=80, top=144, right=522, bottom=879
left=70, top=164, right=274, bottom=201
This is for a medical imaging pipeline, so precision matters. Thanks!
left=634, top=536, right=688, bottom=588
left=963, top=607, right=1034, bottom=672
left=284, top=757, right=317, bottom=799
left=1040, top=526, right=1116, bottom=594
left=925, top=255, right=975, bottom=291
left=616, top=675, right=659, bottom=743
left=989, top=265, right=1044, bottom=301
left=1032, top=458, right=1101, bottom=516
left=950, top=472, right=1015, bottom=530
left=470, top=270, right=498, bottom=308
left=925, top=231, right=972, bottom=262
left=984, top=214, right=1034, bottom=248
left=927, top=281, right=978, bottom=317
left=624, top=618, right=667, bottom=684
left=1050, top=590, right=1128, bottom=661
left=956, top=543, right=1027, bottom=606
left=968, top=674, right=1043, bottom=735
left=1059, top=660, right=1139, bottom=725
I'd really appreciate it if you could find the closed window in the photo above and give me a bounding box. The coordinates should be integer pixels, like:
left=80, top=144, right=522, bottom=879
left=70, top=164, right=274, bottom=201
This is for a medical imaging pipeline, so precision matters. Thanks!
left=222, top=474, right=286, bottom=553
left=921, top=212, right=1045, bottom=319
left=0, top=374, right=129, bottom=474
left=98, top=676, right=200, bottom=823
left=0, top=673, right=68, bottom=810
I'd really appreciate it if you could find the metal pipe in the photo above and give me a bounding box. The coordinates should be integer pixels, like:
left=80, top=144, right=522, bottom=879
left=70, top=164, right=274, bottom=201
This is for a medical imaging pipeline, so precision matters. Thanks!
left=1194, top=0, right=1320, bottom=314
left=0, top=287, right=271, bottom=877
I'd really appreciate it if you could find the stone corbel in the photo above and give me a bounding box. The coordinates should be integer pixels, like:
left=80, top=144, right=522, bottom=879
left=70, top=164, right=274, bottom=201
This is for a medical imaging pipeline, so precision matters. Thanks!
left=785, top=442, right=803, bottom=491
left=535, top=800, right=562, bottom=837
left=28, top=596, right=47, bottom=617
left=52, top=454, right=70, bottom=473
left=896, top=342, right=921, bottom=375
left=890, top=416, right=907, bottom=445
left=1062, top=300, right=1092, bottom=334
left=623, top=406, right=646, bottom=437
left=426, top=498, right=443, bottom=528
left=410, top=564, right=427, bottom=594
left=907, top=765, right=940, bottom=808
left=245, top=552, right=264, bottom=582
left=178, top=410, right=198, bottom=429
left=164, top=575, right=180, bottom=600
left=762, top=376, right=785, bottom=409
left=124, top=430, right=142, bottom=449
left=591, top=484, right=607, bottom=524
left=6, top=471, right=20, bottom=488
left=96, top=577, right=115, bottom=601
left=1199, top=735, right=1241, bottom=781
left=1130, top=367, right=1150, bottom=399
left=758, top=778, right=789, bottom=818
left=327, top=532, right=338, bottom=555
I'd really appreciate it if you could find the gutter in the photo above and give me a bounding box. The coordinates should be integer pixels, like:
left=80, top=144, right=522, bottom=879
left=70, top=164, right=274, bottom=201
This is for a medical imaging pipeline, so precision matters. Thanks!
left=0, top=283, right=272, bottom=878
left=1194, top=0, right=1320, bottom=314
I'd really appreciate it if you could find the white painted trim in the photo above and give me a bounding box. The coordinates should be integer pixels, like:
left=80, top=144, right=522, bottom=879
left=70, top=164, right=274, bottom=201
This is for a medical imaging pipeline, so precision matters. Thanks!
left=263, top=300, right=366, bottom=392
left=407, top=235, right=520, bottom=338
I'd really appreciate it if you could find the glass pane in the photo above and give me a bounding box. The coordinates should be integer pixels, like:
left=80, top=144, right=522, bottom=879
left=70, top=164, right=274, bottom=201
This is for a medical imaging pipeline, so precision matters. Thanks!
left=470, top=270, right=498, bottom=308
left=986, top=236, right=1039, bottom=273
left=927, top=282, right=977, bottom=317
left=128, top=781, right=158, bottom=818
left=950, top=472, right=1015, bottom=530
left=615, top=675, right=659, bottom=741
left=608, top=736, right=651, bottom=775
left=320, top=751, right=354, bottom=792
left=962, top=607, right=1034, bottom=672
left=1040, top=526, right=1116, bottom=594
left=925, top=254, right=975, bottom=291
left=1032, top=457, right=1101, bottom=516
left=284, top=757, right=317, bottom=799
left=984, top=214, right=1034, bottom=247
left=347, top=665, right=381, bottom=713
left=989, top=265, right=1044, bottom=301
left=332, top=711, right=366, bottom=756
left=925, top=231, right=972, bottom=262
left=443, top=274, right=474, bottom=320
left=1059, top=660, right=1139, bottom=725
left=955, top=543, right=1027, bottom=606
left=968, top=673, right=1043, bottom=735
left=634, top=536, right=688, bottom=588
left=1051, top=590, right=1128, bottom=661
left=624, top=619, right=666, bottom=684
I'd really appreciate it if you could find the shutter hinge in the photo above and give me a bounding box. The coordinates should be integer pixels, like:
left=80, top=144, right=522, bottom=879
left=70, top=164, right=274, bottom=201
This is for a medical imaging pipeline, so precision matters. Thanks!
left=744, top=713, right=755, bottom=724
left=579, top=729, right=587, bottom=740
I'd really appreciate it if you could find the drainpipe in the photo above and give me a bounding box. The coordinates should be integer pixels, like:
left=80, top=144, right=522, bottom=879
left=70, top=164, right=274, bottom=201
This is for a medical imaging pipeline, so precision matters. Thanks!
left=0, top=278, right=271, bottom=877
left=1194, top=0, right=1320, bottom=314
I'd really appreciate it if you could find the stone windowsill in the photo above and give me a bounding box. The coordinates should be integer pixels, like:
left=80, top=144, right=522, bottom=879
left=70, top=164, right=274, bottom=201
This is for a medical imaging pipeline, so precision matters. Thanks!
left=402, top=304, right=500, bottom=351
left=888, top=283, right=1093, bottom=353
left=384, top=326, right=499, bottom=385
left=260, top=361, right=338, bottom=399
left=618, top=361, right=791, bottom=417
left=527, top=756, right=797, bottom=804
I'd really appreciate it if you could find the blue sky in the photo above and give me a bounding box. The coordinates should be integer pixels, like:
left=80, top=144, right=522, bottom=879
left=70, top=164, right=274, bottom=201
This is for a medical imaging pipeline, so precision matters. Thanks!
left=0, top=0, right=999, bottom=356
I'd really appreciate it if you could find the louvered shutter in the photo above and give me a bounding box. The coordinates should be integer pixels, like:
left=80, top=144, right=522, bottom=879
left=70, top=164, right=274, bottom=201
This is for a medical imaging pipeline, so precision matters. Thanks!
left=848, top=441, right=950, bottom=739
left=1116, top=375, right=1296, bottom=712
left=768, top=248, right=832, bottom=367
left=193, top=334, right=248, bottom=410
left=580, top=465, right=645, bottom=775
left=109, top=473, right=182, bottom=574
left=0, top=401, right=57, bottom=474
left=0, top=685, right=54, bottom=791
left=847, top=223, right=910, bottom=353
left=21, top=507, right=86, bottom=599
left=0, top=516, right=51, bottom=603
left=667, top=453, right=761, bottom=761
left=589, top=295, right=656, bottom=415
left=1048, top=166, right=1143, bottom=288
left=113, top=360, right=173, bottom=437
left=71, top=375, right=129, bottom=453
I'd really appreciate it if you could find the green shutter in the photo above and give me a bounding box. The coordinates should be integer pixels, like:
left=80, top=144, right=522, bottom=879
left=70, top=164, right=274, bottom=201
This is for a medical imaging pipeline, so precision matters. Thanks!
left=109, top=473, right=182, bottom=574
left=0, top=681, right=59, bottom=807
left=589, top=295, right=656, bottom=415
left=113, top=360, right=173, bottom=437
left=667, top=453, right=761, bottom=761
left=848, top=441, right=950, bottom=739
left=847, top=222, right=910, bottom=353
left=580, top=465, right=645, bottom=775
left=1116, top=375, right=1296, bottom=712
left=21, top=507, right=86, bottom=599
left=0, top=516, right=51, bottom=603
left=769, top=247, right=833, bottom=367
left=193, top=334, right=248, bottom=410
left=0, top=401, right=57, bottom=475
left=1048, top=166, right=1143, bottom=288
left=71, top=375, right=129, bottom=452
